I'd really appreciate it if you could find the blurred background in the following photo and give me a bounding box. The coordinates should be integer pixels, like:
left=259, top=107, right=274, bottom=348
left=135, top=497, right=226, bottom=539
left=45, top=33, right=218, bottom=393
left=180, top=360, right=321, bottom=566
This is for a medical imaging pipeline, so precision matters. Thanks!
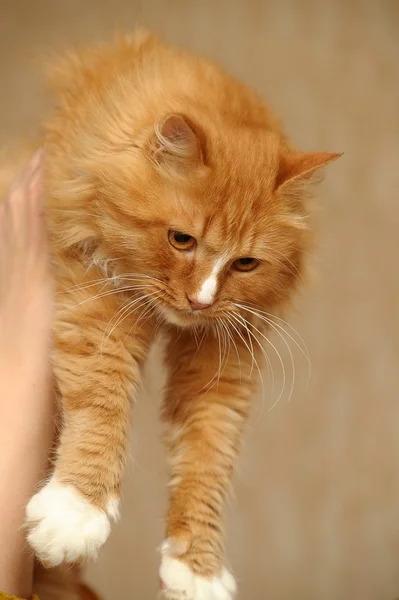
left=1, top=1, right=398, bottom=598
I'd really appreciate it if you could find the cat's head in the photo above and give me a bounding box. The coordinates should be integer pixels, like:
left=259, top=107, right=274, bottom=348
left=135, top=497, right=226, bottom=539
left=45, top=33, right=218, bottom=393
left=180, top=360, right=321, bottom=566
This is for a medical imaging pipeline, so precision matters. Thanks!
left=81, top=113, right=340, bottom=328
left=46, top=34, right=340, bottom=329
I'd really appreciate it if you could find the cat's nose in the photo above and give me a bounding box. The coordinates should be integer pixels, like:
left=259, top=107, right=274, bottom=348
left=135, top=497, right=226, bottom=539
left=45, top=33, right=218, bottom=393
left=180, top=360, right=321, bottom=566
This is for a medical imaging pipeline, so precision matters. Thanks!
left=187, top=296, right=212, bottom=311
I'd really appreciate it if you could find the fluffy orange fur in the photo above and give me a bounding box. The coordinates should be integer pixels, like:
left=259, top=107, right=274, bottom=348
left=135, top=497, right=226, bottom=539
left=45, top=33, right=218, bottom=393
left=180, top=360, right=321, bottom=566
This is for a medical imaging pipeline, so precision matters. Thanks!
left=0, top=32, right=340, bottom=599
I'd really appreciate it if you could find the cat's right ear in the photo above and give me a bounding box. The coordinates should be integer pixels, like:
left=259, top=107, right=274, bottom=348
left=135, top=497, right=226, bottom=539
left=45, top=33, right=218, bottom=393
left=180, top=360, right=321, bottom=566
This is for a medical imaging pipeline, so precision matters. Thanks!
left=148, top=114, right=204, bottom=176
left=276, top=151, right=342, bottom=189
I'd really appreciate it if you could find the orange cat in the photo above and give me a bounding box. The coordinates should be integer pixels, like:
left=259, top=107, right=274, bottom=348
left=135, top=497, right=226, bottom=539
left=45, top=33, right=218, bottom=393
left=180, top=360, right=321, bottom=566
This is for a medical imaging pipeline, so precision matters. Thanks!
left=1, top=32, right=340, bottom=599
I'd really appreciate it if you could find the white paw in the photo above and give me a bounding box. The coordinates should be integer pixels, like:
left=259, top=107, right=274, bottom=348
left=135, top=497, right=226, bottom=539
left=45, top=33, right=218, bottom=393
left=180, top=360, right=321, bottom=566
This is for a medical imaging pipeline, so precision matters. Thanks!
left=159, top=540, right=236, bottom=600
left=26, top=478, right=112, bottom=567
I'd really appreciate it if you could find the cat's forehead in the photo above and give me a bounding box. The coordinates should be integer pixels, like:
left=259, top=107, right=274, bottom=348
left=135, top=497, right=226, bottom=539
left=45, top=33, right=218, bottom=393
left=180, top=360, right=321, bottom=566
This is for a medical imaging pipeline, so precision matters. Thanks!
left=164, top=148, right=287, bottom=254
left=169, top=192, right=279, bottom=258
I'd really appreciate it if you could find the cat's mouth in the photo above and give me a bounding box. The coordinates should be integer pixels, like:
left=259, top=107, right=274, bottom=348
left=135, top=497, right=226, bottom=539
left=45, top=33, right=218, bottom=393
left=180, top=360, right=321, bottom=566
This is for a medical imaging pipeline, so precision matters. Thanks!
left=158, top=303, right=213, bottom=328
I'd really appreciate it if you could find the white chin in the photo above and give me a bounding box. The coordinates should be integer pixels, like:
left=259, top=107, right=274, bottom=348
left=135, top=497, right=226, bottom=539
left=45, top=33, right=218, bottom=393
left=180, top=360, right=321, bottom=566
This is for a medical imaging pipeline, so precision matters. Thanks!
left=159, top=306, right=202, bottom=328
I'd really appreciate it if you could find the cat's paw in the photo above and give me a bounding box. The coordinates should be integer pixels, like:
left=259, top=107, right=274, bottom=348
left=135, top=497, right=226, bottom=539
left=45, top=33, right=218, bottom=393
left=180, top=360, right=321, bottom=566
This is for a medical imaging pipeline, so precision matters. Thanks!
left=26, top=478, right=111, bottom=567
left=159, top=540, right=236, bottom=600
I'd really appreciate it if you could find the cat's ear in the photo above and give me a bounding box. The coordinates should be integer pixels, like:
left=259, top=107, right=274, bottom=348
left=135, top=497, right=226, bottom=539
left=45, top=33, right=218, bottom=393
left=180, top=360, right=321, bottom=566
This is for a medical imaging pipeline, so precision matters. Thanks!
left=276, top=151, right=342, bottom=189
left=149, top=114, right=204, bottom=175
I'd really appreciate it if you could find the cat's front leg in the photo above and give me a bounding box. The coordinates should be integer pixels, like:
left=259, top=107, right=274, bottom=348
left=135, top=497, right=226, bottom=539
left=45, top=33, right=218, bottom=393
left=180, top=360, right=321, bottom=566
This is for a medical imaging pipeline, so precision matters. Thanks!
left=26, top=272, right=154, bottom=567
left=160, top=328, right=258, bottom=600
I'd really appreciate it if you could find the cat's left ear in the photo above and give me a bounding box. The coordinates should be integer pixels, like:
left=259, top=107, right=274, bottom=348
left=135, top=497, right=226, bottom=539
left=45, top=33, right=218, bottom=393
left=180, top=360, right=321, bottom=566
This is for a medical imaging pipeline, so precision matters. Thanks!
left=276, top=151, right=342, bottom=189
left=149, top=114, right=204, bottom=176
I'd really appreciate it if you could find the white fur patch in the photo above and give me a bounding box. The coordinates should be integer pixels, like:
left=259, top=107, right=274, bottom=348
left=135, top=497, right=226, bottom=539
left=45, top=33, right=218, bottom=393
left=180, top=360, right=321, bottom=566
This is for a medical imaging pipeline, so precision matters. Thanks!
left=196, top=257, right=226, bottom=306
left=159, top=539, right=236, bottom=600
left=106, top=496, right=120, bottom=521
left=26, top=478, right=111, bottom=567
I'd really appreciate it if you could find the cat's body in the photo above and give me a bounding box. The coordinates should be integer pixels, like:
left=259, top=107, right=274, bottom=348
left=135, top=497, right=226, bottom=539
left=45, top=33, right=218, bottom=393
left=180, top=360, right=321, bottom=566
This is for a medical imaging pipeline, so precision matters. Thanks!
left=0, top=32, right=339, bottom=599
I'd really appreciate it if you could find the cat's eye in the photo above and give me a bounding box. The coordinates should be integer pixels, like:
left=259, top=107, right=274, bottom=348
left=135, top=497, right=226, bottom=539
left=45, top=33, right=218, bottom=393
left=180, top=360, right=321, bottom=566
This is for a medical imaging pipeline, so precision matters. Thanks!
left=233, top=258, right=259, bottom=272
left=168, top=230, right=196, bottom=251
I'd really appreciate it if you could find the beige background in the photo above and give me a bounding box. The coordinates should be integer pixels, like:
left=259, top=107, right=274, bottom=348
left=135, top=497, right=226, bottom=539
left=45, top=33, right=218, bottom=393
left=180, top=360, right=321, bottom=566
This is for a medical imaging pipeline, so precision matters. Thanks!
left=1, top=1, right=398, bottom=598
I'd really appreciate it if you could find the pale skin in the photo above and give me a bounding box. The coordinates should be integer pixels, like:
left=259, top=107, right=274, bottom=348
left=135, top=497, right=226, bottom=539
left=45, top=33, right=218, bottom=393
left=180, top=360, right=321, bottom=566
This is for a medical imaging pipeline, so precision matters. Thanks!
left=0, top=151, right=55, bottom=598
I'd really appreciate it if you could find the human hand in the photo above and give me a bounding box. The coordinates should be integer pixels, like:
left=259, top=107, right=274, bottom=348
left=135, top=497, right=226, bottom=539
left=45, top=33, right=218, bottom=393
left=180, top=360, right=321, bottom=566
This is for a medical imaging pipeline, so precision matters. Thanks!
left=0, top=150, right=53, bottom=368
left=0, top=150, right=56, bottom=598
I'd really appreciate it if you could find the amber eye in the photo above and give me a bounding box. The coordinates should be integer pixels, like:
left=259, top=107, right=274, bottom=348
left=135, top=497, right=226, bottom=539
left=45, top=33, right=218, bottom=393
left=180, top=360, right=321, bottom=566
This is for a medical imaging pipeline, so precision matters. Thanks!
left=233, top=257, right=259, bottom=272
left=168, top=230, right=196, bottom=251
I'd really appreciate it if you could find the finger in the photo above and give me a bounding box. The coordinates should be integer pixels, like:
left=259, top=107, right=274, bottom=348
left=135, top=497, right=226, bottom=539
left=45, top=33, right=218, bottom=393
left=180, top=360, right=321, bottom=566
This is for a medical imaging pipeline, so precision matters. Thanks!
left=24, top=148, right=43, bottom=180
left=6, top=153, right=41, bottom=228
left=28, top=166, right=43, bottom=205
left=0, top=202, right=5, bottom=240
left=19, top=150, right=43, bottom=202
left=8, top=149, right=43, bottom=201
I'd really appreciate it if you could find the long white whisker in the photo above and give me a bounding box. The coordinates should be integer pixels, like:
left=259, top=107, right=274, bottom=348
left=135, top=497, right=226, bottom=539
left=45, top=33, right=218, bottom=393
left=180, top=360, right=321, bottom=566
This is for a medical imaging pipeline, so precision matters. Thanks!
left=192, top=325, right=200, bottom=349
left=121, top=273, right=163, bottom=284
left=58, top=273, right=162, bottom=296
left=123, top=296, right=165, bottom=344
left=268, top=248, right=303, bottom=281
left=59, top=284, right=156, bottom=314
left=101, top=295, right=149, bottom=351
left=221, top=316, right=241, bottom=382
left=102, top=293, right=144, bottom=339
left=197, top=323, right=224, bottom=394
left=190, top=326, right=207, bottom=364
left=252, top=316, right=296, bottom=406
left=235, top=313, right=286, bottom=411
left=219, top=319, right=231, bottom=364
left=236, top=303, right=310, bottom=390
left=215, top=321, right=223, bottom=390
left=101, top=291, right=161, bottom=350
left=227, top=313, right=270, bottom=423
left=105, top=293, right=162, bottom=350
left=134, top=294, right=164, bottom=329
left=219, top=318, right=230, bottom=377
left=230, top=311, right=274, bottom=399
left=58, top=277, right=118, bottom=295
left=238, top=313, right=255, bottom=376
left=225, top=314, right=264, bottom=397
left=191, top=328, right=205, bottom=364
left=236, top=303, right=310, bottom=365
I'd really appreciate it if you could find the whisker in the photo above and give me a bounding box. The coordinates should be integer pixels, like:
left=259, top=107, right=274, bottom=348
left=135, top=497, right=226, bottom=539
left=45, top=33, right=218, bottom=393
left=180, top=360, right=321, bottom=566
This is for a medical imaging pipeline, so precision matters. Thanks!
left=192, top=325, right=200, bottom=349
left=102, top=290, right=162, bottom=348
left=191, top=326, right=208, bottom=364
left=134, top=294, right=164, bottom=329
left=58, top=277, right=118, bottom=295
left=215, top=321, right=223, bottom=390
left=238, top=313, right=255, bottom=376
left=102, top=294, right=142, bottom=340
left=270, top=322, right=295, bottom=405
left=58, top=274, right=161, bottom=296
left=218, top=318, right=231, bottom=377
left=122, top=272, right=163, bottom=285
left=102, top=293, right=162, bottom=352
left=196, top=322, right=226, bottom=395
left=235, top=303, right=311, bottom=388
left=220, top=316, right=241, bottom=382
left=235, top=313, right=286, bottom=411
left=58, top=284, right=155, bottom=314
left=190, top=325, right=207, bottom=363
left=268, top=248, right=304, bottom=282
left=237, top=303, right=309, bottom=356
left=122, top=296, right=165, bottom=344
left=225, top=313, right=264, bottom=397
left=251, top=316, right=296, bottom=406
left=227, top=313, right=269, bottom=422
left=230, top=311, right=274, bottom=399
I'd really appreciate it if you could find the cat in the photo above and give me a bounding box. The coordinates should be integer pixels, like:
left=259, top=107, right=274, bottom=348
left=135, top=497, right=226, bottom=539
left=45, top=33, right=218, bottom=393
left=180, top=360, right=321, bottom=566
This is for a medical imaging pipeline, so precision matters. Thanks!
left=0, top=31, right=340, bottom=600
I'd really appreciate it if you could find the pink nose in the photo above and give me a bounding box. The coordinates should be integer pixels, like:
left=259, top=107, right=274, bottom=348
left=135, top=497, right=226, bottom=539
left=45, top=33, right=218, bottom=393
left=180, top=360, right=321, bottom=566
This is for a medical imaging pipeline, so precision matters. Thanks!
left=188, top=297, right=212, bottom=311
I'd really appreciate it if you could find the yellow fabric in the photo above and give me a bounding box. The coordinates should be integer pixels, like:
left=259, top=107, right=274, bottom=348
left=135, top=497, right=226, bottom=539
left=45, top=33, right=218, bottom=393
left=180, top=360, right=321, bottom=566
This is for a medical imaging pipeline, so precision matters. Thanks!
left=0, top=594, right=39, bottom=600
